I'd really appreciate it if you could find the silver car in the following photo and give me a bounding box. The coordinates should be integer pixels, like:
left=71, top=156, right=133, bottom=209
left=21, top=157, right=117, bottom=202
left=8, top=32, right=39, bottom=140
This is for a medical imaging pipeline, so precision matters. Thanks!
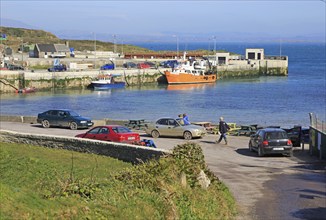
left=144, top=117, right=206, bottom=140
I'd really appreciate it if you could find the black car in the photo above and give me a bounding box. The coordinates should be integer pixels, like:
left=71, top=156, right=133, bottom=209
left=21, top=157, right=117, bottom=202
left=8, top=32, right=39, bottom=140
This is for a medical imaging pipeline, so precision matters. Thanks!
left=123, top=62, right=137, bottom=69
left=249, top=128, right=293, bottom=157
left=37, top=109, right=93, bottom=130
left=47, top=64, right=67, bottom=72
left=6, top=63, right=24, bottom=70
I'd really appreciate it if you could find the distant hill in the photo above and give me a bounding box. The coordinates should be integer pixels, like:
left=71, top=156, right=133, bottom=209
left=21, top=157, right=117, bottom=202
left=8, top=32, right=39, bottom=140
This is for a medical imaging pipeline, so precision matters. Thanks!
left=0, top=26, right=152, bottom=53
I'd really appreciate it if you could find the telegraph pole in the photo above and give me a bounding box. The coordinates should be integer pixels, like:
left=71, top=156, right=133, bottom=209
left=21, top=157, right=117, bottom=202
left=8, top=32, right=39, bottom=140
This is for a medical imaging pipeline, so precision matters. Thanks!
left=94, top=33, right=96, bottom=69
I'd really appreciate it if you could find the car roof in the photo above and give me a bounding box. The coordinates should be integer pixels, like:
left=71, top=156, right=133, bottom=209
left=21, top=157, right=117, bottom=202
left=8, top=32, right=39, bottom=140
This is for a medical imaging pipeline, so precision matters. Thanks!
left=46, top=109, right=72, bottom=111
left=95, top=125, right=126, bottom=128
left=156, top=117, right=176, bottom=120
left=259, top=128, right=286, bottom=132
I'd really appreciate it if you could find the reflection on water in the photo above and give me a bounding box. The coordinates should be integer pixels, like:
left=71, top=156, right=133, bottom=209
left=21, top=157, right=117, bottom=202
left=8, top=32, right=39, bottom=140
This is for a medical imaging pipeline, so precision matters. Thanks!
left=94, top=90, right=112, bottom=97
left=166, top=83, right=216, bottom=91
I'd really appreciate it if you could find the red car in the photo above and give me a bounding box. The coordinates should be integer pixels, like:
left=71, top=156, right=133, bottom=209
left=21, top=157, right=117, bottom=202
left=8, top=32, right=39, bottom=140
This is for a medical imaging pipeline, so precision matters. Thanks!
left=75, top=125, right=140, bottom=144
left=137, top=62, right=151, bottom=69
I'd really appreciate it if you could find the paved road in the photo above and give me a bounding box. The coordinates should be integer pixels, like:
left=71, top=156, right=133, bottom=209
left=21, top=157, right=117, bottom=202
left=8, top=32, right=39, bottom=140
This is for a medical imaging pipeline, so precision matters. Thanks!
left=1, top=121, right=325, bottom=220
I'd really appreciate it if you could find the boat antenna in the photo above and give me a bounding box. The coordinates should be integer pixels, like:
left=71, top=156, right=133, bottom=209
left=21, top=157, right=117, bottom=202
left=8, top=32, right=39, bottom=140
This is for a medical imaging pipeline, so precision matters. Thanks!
left=183, top=51, right=187, bottom=61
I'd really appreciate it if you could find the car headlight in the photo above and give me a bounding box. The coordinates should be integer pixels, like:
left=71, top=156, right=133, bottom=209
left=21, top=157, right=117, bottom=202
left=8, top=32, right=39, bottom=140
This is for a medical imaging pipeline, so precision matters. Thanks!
left=80, top=121, right=87, bottom=123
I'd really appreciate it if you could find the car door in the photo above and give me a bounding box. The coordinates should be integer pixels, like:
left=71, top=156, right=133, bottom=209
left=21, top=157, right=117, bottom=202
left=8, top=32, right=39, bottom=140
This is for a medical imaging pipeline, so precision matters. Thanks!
left=155, top=119, right=169, bottom=136
left=168, top=119, right=184, bottom=136
left=48, top=110, right=59, bottom=126
left=83, top=127, right=102, bottom=140
left=113, top=126, right=140, bottom=143
left=57, top=110, right=70, bottom=127
left=96, top=127, right=110, bottom=141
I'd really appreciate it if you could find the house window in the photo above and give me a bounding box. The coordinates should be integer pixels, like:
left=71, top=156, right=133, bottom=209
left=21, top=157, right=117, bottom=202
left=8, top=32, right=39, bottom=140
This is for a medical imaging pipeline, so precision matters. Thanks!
left=248, top=52, right=255, bottom=59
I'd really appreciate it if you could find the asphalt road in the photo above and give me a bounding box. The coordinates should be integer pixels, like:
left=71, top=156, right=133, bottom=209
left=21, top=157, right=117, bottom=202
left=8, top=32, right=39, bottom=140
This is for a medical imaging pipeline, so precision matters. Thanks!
left=1, top=121, right=325, bottom=220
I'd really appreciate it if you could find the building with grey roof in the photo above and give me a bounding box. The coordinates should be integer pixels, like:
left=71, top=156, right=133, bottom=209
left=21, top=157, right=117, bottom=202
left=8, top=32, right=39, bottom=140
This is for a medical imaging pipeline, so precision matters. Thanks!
left=33, top=43, right=70, bottom=58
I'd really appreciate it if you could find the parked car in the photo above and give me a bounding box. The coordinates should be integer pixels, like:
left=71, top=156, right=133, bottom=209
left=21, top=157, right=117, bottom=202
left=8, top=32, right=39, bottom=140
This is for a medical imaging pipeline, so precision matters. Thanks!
left=283, top=126, right=310, bottom=147
left=6, top=63, right=24, bottom=70
left=37, top=109, right=93, bottom=130
left=143, top=61, right=156, bottom=68
left=144, top=117, right=206, bottom=140
left=48, top=64, right=67, bottom=72
left=123, top=62, right=137, bottom=69
left=249, top=128, right=293, bottom=157
left=75, top=125, right=140, bottom=144
left=100, top=61, right=115, bottom=70
left=160, top=60, right=179, bottom=68
left=137, top=62, right=151, bottom=69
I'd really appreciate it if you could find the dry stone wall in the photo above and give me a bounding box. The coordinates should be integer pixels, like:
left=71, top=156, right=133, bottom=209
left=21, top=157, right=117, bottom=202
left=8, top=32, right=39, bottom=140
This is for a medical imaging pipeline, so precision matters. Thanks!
left=0, top=130, right=169, bottom=164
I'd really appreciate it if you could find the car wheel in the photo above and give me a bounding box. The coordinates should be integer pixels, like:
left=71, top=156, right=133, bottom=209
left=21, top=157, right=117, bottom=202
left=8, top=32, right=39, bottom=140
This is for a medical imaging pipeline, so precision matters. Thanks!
left=258, top=146, right=264, bottom=157
left=288, top=149, right=293, bottom=157
left=151, top=130, right=160, bottom=138
left=249, top=142, right=254, bottom=152
left=42, top=120, right=50, bottom=128
left=70, top=122, right=78, bottom=130
left=183, top=131, right=192, bottom=140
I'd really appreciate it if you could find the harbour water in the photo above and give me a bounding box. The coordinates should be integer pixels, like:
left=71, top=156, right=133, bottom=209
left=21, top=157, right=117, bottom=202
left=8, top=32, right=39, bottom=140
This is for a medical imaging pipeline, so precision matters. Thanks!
left=0, top=42, right=325, bottom=128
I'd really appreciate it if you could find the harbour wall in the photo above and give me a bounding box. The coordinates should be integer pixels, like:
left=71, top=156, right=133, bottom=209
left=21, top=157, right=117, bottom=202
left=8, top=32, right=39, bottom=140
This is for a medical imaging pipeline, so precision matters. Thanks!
left=0, top=58, right=288, bottom=93
left=0, top=130, right=169, bottom=164
left=218, top=58, right=288, bottom=78
left=0, top=69, right=165, bottom=93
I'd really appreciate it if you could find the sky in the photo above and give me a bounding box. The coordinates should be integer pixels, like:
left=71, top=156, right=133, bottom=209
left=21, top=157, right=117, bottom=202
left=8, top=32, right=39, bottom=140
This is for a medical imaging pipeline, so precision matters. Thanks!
left=1, top=0, right=325, bottom=43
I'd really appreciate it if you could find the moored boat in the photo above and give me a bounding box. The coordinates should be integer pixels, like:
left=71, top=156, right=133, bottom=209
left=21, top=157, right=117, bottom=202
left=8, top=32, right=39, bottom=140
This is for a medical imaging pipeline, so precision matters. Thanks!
left=15, top=87, right=37, bottom=93
left=90, top=74, right=126, bottom=90
left=164, top=57, right=217, bottom=84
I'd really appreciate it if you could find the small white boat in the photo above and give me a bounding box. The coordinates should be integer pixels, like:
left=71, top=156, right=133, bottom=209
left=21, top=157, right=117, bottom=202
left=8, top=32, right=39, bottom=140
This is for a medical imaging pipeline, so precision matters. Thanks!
left=90, top=74, right=125, bottom=90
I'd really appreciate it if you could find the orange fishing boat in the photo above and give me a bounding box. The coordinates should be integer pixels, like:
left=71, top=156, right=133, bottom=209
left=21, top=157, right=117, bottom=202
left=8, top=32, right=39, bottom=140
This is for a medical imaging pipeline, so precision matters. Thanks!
left=164, top=59, right=217, bottom=84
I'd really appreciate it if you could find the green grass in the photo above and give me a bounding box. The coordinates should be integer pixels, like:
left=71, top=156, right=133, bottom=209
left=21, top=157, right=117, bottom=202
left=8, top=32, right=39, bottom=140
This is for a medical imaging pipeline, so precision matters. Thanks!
left=0, top=142, right=236, bottom=219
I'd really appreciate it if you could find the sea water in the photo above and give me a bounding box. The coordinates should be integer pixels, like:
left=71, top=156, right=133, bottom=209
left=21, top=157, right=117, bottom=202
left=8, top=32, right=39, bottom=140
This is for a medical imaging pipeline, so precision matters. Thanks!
left=0, top=42, right=325, bottom=127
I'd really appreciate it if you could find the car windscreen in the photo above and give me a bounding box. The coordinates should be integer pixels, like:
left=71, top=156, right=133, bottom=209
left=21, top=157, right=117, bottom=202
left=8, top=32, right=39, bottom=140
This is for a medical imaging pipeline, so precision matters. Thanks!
left=69, top=111, right=80, bottom=117
left=265, top=132, right=288, bottom=140
left=112, top=127, right=131, bottom=133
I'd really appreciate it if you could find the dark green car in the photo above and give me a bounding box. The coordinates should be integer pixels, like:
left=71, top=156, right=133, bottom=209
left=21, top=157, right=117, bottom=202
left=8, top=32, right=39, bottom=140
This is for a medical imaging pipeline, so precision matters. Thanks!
left=37, top=109, right=93, bottom=130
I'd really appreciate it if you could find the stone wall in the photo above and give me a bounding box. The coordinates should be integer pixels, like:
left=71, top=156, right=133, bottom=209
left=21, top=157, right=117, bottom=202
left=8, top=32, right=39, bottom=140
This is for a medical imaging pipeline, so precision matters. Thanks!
left=0, top=69, right=165, bottom=92
left=0, top=130, right=169, bottom=164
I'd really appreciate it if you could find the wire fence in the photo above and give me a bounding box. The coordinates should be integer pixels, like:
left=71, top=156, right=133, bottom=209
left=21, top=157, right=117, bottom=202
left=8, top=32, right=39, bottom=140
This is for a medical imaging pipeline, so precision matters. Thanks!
left=309, top=113, right=326, bottom=133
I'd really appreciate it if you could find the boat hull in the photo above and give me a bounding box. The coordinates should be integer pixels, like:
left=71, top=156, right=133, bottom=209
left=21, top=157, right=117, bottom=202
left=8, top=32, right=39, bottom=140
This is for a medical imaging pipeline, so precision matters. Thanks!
left=164, top=71, right=217, bottom=84
left=15, top=87, right=37, bottom=93
left=91, top=82, right=126, bottom=90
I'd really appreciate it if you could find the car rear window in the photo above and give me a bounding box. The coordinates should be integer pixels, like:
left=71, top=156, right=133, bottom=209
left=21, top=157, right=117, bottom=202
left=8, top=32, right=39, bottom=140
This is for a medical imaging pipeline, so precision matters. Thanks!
left=265, top=132, right=288, bottom=140
left=113, top=127, right=131, bottom=133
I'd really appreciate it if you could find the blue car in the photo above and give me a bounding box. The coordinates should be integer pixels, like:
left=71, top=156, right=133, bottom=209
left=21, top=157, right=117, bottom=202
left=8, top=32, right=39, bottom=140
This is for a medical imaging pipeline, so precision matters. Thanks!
left=37, top=109, right=93, bottom=130
left=100, top=61, right=115, bottom=70
left=160, top=60, right=179, bottom=68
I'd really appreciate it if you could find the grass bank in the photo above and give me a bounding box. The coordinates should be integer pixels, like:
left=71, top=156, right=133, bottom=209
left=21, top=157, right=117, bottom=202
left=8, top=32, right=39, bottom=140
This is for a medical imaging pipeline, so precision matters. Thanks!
left=0, top=142, right=236, bottom=219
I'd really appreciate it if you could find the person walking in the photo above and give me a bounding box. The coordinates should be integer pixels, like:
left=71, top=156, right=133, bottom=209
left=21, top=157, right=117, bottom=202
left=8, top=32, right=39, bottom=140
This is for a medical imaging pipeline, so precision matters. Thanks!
left=216, top=116, right=230, bottom=145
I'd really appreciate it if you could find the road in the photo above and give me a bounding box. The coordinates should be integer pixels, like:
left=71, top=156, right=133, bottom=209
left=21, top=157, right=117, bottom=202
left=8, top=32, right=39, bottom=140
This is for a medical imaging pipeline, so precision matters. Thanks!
left=1, top=121, right=325, bottom=220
